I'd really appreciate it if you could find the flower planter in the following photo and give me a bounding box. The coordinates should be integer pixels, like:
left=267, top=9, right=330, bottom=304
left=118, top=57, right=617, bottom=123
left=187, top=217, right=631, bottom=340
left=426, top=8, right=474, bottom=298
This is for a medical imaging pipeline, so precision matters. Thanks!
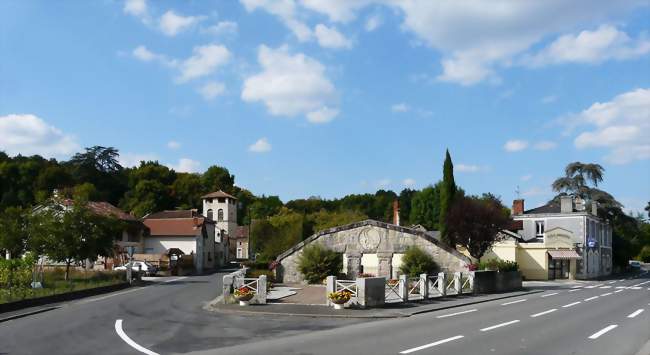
left=333, top=303, right=345, bottom=310
left=239, top=300, right=250, bottom=306
left=233, top=287, right=255, bottom=306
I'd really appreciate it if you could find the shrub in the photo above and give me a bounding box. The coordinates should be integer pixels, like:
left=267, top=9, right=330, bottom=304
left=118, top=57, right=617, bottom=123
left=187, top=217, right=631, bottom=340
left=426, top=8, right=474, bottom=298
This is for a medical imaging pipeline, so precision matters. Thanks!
left=399, top=246, right=439, bottom=277
left=477, top=259, right=519, bottom=272
left=638, top=246, right=650, bottom=263
left=297, top=244, right=342, bottom=284
left=247, top=269, right=275, bottom=283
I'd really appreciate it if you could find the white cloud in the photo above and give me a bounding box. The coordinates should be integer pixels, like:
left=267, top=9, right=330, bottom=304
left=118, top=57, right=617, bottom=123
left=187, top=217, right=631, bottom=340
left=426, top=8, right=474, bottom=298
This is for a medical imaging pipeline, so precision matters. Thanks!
left=403, top=178, right=416, bottom=187
left=526, top=25, right=650, bottom=67
left=307, top=107, right=339, bottom=124
left=533, top=140, right=557, bottom=151
left=391, top=103, right=410, bottom=113
left=376, top=178, right=391, bottom=188
left=299, top=0, right=373, bottom=23
left=198, top=81, right=226, bottom=100
left=124, top=0, right=147, bottom=18
left=456, top=164, right=481, bottom=173
left=202, top=21, right=239, bottom=37
left=0, top=114, right=79, bottom=158
left=242, top=45, right=338, bottom=123
left=176, top=44, right=231, bottom=83
left=240, top=0, right=312, bottom=41
left=167, top=141, right=181, bottom=150
left=249, top=138, right=272, bottom=153
left=504, top=139, right=529, bottom=152
left=314, top=24, right=352, bottom=49
left=521, top=174, right=533, bottom=181
left=365, top=14, right=382, bottom=32
left=132, top=45, right=177, bottom=67
left=171, top=158, right=201, bottom=173
left=571, top=88, right=650, bottom=164
left=159, top=10, right=205, bottom=37
left=118, top=153, right=159, bottom=168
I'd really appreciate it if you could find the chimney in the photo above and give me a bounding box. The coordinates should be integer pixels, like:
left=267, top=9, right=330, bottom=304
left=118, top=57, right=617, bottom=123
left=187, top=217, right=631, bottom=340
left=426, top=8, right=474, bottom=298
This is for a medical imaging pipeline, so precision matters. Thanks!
left=560, top=195, right=573, bottom=213
left=591, top=201, right=598, bottom=216
left=392, top=200, right=400, bottom=226
left=512, top=199, right=524, bottom=215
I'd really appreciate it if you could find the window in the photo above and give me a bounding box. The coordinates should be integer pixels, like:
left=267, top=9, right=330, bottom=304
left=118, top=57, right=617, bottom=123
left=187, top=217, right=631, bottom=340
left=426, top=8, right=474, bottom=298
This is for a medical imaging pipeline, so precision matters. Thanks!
left=535, top=221, right=545, bottom=242
left=218, top=198, right=225, bottom=203
left=217, top=209, right=224, bottom=221
left=206, top=209, right=213, bottom=220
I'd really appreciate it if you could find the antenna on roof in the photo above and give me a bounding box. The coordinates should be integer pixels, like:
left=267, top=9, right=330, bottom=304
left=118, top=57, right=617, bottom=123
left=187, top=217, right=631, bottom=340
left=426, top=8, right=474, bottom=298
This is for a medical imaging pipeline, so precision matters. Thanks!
left=515, top=185, right=521, bottom=199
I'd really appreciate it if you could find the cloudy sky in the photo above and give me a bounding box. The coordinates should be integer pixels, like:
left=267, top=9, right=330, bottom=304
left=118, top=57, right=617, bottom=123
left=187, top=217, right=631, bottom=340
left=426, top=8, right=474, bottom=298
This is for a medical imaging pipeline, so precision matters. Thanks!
left=1, top=0, right=649, bottom=213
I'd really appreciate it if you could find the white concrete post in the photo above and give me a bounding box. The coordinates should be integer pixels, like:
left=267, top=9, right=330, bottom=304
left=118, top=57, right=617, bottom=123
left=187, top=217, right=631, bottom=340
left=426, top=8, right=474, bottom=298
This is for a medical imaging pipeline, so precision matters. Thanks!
left=420, top=273, right=428, bottom=299
left=257, top=275, right=267, bottom=304
left=326, top=275, right=336, bottom=307
left=438, top=272, right=446, bottom=296
left=222, top=275, right=233, bottom=304
left=468, top=272, right=475, bottom=294
left=454, top=272, right=461, bottom=294
left=399, top=274, right=409, bottom=302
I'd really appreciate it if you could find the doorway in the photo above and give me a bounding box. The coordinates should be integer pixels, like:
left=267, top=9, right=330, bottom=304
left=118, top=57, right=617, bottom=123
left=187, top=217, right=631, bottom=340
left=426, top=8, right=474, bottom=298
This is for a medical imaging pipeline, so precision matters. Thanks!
left=548, top=257, right=570, bottom=280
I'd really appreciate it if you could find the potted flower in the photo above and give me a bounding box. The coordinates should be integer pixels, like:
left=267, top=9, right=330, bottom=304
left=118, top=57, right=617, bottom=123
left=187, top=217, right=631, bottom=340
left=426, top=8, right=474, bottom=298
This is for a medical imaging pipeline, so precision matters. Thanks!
left=328, top=291, right=352, bottom=310
left=387, top=279, right=400, bottom=287
left=233, top=286, right=255, bottom=306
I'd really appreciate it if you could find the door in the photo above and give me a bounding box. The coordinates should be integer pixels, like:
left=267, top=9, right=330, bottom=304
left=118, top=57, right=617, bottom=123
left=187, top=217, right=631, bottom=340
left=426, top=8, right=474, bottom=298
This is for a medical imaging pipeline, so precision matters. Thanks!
left=548, top=257, right=570, bottom=280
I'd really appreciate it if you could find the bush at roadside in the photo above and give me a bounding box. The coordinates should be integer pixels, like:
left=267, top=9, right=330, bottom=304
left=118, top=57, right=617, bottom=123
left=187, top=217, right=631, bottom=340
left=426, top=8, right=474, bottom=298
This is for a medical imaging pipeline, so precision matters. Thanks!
left=399, top=246, right=439, bottom=278
left=297, top=244, right=342, bottom=284
left=476, top=259, right=519, bottom=272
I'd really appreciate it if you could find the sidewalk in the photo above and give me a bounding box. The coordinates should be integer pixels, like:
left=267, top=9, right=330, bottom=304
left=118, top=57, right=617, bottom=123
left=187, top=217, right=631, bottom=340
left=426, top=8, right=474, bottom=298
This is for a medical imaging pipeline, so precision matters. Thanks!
left=208, top=289, right=542, bottom=318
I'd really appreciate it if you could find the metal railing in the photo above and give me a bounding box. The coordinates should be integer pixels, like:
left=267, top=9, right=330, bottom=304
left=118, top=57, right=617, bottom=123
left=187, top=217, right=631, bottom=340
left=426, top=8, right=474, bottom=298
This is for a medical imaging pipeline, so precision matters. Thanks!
left=240, top=277, right=259, bottom=293
left=427, top=275, right=443, bottom=297
left=385, top=279, right=402, bottom=303
left=408, top=277, right=423, bottom=300
left=335, top=279, right=357, bottom=297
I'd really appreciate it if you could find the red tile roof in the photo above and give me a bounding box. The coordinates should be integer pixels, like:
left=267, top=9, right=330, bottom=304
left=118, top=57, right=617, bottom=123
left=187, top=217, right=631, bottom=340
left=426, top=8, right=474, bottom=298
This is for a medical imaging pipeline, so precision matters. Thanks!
left=61, top=199, right=137, bottom=221
left=145, top=210, right=199, bottom=219
left=201, top=190, right=237, bottom=200
left=143, top=218, right=205, bottom=236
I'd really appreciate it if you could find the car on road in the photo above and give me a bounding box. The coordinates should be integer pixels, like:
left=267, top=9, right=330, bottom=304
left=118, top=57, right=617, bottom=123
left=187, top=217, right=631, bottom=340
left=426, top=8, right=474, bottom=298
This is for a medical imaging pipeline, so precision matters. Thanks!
left=114, top=261, right=157, bottom=276
left=629, top=260, right=641, bottom=269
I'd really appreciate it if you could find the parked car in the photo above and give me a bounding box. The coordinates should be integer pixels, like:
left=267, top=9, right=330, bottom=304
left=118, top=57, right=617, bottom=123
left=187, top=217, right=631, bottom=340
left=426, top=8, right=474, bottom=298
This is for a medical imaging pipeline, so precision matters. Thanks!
left=629, top=260, right=641, bottom=269
left=114, top=261, right=157, bottom=276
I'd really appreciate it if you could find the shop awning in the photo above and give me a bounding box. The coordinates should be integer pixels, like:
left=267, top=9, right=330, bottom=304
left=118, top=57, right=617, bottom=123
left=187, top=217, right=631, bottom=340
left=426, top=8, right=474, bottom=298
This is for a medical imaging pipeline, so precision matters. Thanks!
left=548, top=250, right=581, bottom=259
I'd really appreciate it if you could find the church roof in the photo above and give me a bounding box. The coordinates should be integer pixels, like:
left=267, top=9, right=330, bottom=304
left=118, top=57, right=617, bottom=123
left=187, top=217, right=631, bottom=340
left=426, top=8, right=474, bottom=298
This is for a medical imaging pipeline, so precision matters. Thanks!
left=201, top=190, right=237, bottom=200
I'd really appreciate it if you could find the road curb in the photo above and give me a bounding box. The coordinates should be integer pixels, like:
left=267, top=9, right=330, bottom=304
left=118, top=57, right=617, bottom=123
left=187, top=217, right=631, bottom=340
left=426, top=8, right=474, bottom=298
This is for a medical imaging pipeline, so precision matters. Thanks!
left=0, top=306, right=60, bottom=323
left=208, top=289, right=544, bottom=319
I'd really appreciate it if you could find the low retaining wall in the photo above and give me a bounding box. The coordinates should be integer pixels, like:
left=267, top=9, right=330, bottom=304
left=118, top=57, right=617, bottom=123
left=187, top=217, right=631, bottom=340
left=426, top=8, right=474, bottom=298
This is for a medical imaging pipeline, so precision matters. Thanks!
left=471, top=270, right=522, bottom=294
left=0, top=282, right=131, bottom=314
left=222, top=268, right=268, bottom=305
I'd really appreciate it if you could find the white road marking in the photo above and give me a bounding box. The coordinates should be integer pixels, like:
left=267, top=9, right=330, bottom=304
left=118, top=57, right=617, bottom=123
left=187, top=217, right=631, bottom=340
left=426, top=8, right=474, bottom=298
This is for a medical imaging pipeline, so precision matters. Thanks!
left=584, top=296, right=599, bottom=301
left=585, top=284, right=604, bottom=289
left=614, top=290, right=624, bottom=293
left=599, top=286, right=612, bottom=289
left=399, top=335, right=464, bottom=354
left=600, top=292, right=612, bottom=297
left=615, top=286, right=627, bottom=289
left=501, top=299, right=527, bottom=306
left=480, top=320, right=520, bottom=332
left=630, top=287, right=642, bottom=290
left=531, top=309, right=557, bottom=318
left=436, top=309, right=477, bottom=318
left=571, top=285, right=583, bottom=289
left=115, top=319, right=159, bottom=355
left=569, top=289, right=582, bottom=292
left=588, top=325, right=618, bottom=340
left=627, top=309, right=644, bottom=318
left=541, top=292, right=559, bottom=298
left=562, top=301, right=581, bottom=308
left=606, top=281, right=617, bottom=284
left=633, top=281, right=650, bottom=287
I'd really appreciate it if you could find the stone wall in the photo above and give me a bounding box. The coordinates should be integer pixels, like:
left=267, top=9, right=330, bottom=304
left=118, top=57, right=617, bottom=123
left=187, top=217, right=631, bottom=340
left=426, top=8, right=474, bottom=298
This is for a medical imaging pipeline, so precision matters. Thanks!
left=276, top=220, right=470, bottom=284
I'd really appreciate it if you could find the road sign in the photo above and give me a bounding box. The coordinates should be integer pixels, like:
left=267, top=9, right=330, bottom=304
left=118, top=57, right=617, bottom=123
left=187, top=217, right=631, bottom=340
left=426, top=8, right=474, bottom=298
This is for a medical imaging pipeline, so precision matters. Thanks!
left=587, top=238, right=597, bottom=248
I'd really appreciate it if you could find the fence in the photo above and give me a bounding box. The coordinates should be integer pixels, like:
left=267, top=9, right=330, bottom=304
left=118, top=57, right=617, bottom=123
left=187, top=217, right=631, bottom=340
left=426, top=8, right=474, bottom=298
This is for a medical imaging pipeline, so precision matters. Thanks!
left=222, top=268, right=268, bottom=304
left=381, top=272, right=474, bottom=304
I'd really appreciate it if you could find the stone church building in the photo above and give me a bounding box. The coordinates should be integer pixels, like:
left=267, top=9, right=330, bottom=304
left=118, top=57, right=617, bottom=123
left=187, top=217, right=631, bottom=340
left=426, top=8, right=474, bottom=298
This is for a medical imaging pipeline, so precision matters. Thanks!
left=275, top=219, right=471, bottom=283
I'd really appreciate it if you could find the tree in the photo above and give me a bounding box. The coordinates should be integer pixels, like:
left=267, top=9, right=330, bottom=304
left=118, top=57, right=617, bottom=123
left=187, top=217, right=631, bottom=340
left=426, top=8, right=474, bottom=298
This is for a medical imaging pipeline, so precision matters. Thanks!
left=69, top=146, right=122, bottom=174
left=202, top=165, right=235, bottom=193
left=399, top=246, right=439, bottom=277
left=645, top=201, right=650, bottom=219
left=409, top=185, right=441, bottom=230
left=171, top=173, right=203, bottom=210
left=446, top=195, right=512, bottom=260
left=439, top=150, right=457, bottom=245
left=398, top=188, right=417, bottom=226
left=0, top=207, right=28, bottom=258
left=551, top=162, right=621, bottom=212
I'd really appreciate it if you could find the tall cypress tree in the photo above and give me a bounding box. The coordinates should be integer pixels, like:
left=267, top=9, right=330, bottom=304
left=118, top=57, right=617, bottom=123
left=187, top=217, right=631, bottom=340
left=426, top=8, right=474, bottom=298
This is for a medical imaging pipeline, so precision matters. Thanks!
left=439, top=149, right=457, bottom=246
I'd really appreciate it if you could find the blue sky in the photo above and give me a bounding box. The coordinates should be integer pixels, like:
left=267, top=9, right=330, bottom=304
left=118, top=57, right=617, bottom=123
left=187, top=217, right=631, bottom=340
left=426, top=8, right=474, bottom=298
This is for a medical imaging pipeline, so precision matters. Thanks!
left=1, top=0, right=649, bottom=213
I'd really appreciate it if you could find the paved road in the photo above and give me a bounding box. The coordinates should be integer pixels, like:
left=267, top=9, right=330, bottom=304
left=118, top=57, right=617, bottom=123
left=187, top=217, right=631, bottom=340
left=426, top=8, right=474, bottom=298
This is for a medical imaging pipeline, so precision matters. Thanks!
left=0, top=270, right=364, bottom=355
left=1, top=270, right=648, bottom=355
left=191, top=271, right=650, bottom=355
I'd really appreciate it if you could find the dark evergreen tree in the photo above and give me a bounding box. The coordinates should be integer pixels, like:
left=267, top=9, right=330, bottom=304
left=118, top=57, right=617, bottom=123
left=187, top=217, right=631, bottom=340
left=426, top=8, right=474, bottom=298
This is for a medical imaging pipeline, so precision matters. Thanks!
left=439, top=149, right=457, bottom=246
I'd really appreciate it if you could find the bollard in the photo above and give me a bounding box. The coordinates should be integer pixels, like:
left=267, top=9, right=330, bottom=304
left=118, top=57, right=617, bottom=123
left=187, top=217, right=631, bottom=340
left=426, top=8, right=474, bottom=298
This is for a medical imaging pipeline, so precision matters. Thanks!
left=326, top=276, right=336, bottom=307
left=257, top=275, right=267, bottom=304
left=438, top=272, right=446, bottom=296
left=399, top=274, right=409, bottom=302
left=420, top=274, right=428, bottom=299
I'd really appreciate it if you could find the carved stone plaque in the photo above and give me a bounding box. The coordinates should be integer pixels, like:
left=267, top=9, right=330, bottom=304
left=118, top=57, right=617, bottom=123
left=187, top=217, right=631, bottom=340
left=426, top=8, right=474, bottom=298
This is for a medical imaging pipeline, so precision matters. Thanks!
left=359, top=227, right=381, bottom=251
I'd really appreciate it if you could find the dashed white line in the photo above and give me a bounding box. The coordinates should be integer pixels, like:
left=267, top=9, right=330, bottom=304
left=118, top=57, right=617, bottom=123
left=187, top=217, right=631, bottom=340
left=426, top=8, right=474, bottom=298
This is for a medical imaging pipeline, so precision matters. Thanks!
left=436, top=309, right=477, bottom=318
left=585, top=284, right=604, bottom=289
left=627, top=309, right=644, bottom=318
left=562, top=301, right=581, bottom=308
left=531, top=309, right=557, bottom=318
left=541, top=292, right=559, bottom=298
left=115, top=319, right=159, bottom=355
left=633, top=281, right=650, bottom=287
left=163, top=276, right=187, bottom=283
left=599, top=286, right=612, bottom=289
left=615, top=286, right=627, bottom=289
left=571, top=285, right=583, bottom=289
left=588, top=325, right=618, bottom=340
left=614, top=290, right=624, bottom=293
left=399, top=335, right=464, bottom=354
left=600, top=292, right=612, bottom=297
left=630, top=287, right=642, bottom=290
left=569, top=289, right=582, bottom=292
left=606, top=281, right=617, bottom=284
left=480, top=320, right=520, bottom=332
left=501, top=299, right=527, bottom=306
left=584, top=296, right=599, bottom=301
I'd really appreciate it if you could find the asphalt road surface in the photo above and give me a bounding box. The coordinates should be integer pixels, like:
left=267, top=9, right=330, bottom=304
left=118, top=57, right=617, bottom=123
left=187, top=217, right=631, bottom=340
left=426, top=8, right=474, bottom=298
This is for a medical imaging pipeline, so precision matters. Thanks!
left=1, top=269, right=648, bottom=355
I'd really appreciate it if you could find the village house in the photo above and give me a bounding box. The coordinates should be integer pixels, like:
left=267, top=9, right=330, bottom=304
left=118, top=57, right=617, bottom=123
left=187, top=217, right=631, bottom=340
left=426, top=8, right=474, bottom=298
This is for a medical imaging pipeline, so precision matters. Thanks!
left=483, top=196, right=613, bottom=280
